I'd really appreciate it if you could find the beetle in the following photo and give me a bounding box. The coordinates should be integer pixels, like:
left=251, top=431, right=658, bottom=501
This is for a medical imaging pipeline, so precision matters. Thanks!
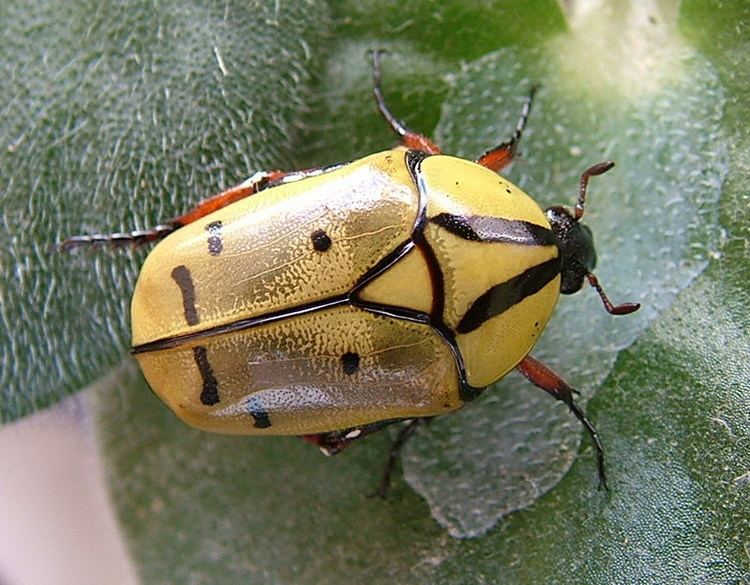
left=61, top=50, right=639, bottom=496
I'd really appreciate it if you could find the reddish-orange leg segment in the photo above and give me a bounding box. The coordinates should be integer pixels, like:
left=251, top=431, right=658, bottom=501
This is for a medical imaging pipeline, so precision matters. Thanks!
left=370, top=50, right=442, bottom=155
left=57, top=168, right=325, bottom=251
left=476, top=85, right=538, bottom=172
left=516, top=355, right=608, bottom=490
left=170, top=169, right=287, bottom=227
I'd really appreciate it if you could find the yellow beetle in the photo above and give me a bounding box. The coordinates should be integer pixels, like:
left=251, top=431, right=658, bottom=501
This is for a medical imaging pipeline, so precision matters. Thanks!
left=62, top=51, right=639, bottom=494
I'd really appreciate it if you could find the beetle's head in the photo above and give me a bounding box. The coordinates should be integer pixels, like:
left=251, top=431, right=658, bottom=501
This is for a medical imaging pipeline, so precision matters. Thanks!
left=545, top=161, right=640, bottom=316
left=546, top=205, right=596, bottom=295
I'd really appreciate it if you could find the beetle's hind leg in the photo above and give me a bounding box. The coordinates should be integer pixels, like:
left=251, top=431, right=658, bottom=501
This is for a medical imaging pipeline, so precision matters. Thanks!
left=370, top=50, right=442, bottom=155
left=300, top=417, right=429, bottom=498
left=476, top=85, right=538, bottom=172
left=57, top=167, right=323, bottom=252
left=57, top=224, right=177, bottom=252
left=369, top=418, right=427, bottom=499
left=516, top=355, right=608, bottom=490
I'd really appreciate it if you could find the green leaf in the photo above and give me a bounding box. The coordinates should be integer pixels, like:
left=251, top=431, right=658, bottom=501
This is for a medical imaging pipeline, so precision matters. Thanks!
left=7, top=0, right=750, bottom=582
left=0, top=0, right=332, bottom=421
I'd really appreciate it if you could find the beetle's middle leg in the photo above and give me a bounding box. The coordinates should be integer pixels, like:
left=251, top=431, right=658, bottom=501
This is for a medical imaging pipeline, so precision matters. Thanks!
left=369, top=417, right=428, bottom=499
left=370, top=50, right=442, bottom=155
left=299, top=419, right=403, bottom=455
left=516, top=354, right=607, bottom=490
left=300, top=417, right=429, bottom=498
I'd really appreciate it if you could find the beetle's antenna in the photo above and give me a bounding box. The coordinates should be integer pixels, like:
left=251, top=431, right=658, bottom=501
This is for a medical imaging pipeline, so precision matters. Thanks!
left=586, top=273, right=640, bottom=315
left=572, top=161, right=640, bottom=315
left=574, top=161, right=615, bottom=221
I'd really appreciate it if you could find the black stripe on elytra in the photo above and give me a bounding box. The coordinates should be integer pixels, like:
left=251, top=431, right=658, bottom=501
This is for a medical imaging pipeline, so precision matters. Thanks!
left=171, top=265, right=199, bottom=326
left=457, top=256, right=562, bottom=334
left=431, top=213, right=555, bottom=246
left=247, top=396, right=271, bottom=428
left=193, top=346, right=220, bottom=405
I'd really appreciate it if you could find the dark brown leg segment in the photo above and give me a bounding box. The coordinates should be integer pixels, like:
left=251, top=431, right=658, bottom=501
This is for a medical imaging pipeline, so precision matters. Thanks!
left=300, top=417, right=429, bottom=498
left=476, top=85, right=538, bottom=173
left=516, top=355, right=608, bottom=489
left=57, top=223, right=177, bottom=251
left=369, top=418, right=427, bottom=499
left=299, top=419, right=402, bottom=456
left=370, top=50, right=442, bottom=155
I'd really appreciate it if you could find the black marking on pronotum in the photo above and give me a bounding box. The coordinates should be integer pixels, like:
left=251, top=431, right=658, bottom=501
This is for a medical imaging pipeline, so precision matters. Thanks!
left=205, top=220, right=223, bottom=256
left=341, top=352, right=360, bottom=375
left=311, top=229, right=332, bottom=252
left=193, top=346, right=220, bottom=405
left=247, top=396, right=271, bottom=428
left=171, top=265, right=199, bottom=326
left=457, top=256, right=562, bottom=334
left=431, top=325, right=483, bottom=401
left=408, top=155, right=484, bottom=402
left=431, top=213, right=556, bottom=247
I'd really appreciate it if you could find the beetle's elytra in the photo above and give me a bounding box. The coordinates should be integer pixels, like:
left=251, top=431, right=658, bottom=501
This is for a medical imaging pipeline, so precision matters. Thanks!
left=61, top=50, right=639, bottom=495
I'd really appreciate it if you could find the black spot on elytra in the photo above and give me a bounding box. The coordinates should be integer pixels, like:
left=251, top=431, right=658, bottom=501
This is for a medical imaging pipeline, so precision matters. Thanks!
left=171, top=265, right=199, bottom=325
left=206, top=220, right=223, bottom=256
left=311, top=229, right=332, bottom=252
left=341, top=352, right=360, bottom=375
left=193, top=346, right=219, bottom=405
left=247, top=396, right=271, bottom=429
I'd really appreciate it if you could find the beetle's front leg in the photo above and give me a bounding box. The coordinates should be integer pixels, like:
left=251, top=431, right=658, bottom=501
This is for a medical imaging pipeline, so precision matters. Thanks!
left=516, top=355, right=608, bottom=490
left=300, top=417, right=429, bottom=498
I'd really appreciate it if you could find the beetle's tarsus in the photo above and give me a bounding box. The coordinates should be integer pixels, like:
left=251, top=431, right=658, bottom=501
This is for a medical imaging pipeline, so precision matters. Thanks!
left=476, top=84, right=538, bottom=172
left=56, top=224, right=176, bottom=252
left=516, top=355, right=608, bottom=489
left=369, top=50, right=442, bottom=154
left=559, top=392, right=609, bottom=491
left=368, top=418, right=428, bottom=499
left=586, top=273, right=641, bottom=316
